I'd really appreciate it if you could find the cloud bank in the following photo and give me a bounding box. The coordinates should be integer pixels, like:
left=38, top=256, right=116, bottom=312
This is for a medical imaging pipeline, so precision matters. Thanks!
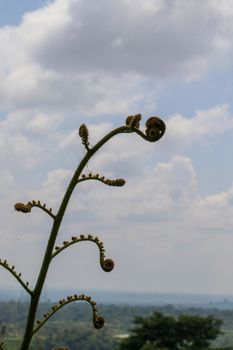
left=0, top=0, right=233, bottom=294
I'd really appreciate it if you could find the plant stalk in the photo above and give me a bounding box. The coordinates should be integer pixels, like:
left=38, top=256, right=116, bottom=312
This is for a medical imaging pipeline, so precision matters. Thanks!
left=19, top=125, right=130, bottom=350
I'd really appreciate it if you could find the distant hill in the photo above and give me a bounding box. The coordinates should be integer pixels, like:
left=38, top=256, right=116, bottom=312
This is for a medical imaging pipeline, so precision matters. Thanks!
left=1, top=287, right=233, bottom=309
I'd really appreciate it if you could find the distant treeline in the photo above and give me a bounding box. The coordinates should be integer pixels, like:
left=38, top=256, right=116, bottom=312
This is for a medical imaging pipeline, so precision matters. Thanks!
left=1, top=301, right=233, bottom=349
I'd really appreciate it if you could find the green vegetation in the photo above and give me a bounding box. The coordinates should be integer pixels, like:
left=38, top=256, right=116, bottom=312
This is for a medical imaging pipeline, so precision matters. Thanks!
left=1, top=302, right=233, bottom=349
left=119, top=311, right=227, bottom=350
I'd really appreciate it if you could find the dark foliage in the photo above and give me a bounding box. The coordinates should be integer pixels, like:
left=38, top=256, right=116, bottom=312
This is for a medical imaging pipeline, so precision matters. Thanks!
left=119, top=311, right=227, bottom=350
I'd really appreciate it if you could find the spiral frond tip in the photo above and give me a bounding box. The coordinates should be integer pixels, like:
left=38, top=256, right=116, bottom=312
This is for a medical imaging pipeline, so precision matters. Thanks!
left=94, top=316, right=105, bottom=329
left=102, top=259, right=114, bottom=272
left=145, top=116, right=166, bottom=142
left=14, top=203, right=31, bottom=213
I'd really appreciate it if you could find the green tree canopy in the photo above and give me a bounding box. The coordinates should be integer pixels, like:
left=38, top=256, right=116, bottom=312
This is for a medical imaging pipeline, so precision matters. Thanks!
left=119, top=311, right=227, bottom=350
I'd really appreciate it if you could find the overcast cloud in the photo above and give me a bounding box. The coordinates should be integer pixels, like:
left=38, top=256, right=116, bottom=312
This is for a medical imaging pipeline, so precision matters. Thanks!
left=1, top=0, right=233, bottom=296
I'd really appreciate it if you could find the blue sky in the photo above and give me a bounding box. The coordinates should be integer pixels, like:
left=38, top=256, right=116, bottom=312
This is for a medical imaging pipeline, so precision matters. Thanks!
left=0, top=0, right=233, bottom=297
left=0, top=1, right=49, bottom=26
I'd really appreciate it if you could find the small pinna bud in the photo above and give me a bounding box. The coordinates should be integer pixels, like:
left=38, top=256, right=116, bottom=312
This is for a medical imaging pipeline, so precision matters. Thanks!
left=79, top=124, right=89, bottom=145
left=126, top=114, right=141, bottom=128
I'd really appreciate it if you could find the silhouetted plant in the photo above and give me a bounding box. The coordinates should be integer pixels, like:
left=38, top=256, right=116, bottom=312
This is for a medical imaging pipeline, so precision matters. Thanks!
left=0, top=114, right=166, bottom=350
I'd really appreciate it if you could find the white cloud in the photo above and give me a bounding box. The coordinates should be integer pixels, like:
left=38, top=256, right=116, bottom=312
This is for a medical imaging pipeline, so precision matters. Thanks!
left=28, top=168, right=73, bottom=210
left=1, top=134, right=233, bottom=293
left=0, top=0, right=233, bottom=116
left=34, top=0, right=233, bottom=77
left=1, top=0, right=233, bottom=294
left=71, top=156, right=198, bottom=225
left=165, top=104, right=233, bottom=148
left=0, top=110, right=64, bottom=169
left=26, top=113, right=62, bottom=132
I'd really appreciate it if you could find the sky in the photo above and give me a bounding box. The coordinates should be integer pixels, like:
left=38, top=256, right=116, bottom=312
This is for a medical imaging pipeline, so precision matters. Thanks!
left=0, top=0, right=233, bottom=298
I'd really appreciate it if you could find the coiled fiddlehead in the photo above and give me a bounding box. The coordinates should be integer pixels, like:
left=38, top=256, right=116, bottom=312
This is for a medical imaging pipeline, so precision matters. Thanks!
left=33, top=294, right=104, bottom=334
left=14, top=200, right=55, bottom=219
left=11, top=115, right=166, bottom=350
left=125, top=114, right=166, bottom=142
left=77, top=173, right=125, bottom=187
left=52, top=234, right=114, bottom=272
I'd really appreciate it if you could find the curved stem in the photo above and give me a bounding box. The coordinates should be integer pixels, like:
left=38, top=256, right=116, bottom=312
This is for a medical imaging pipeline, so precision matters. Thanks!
left=51, top=234, right=114, bottom=272
left=0, top=260, right=32, bottom=295
left=77, top=174, right=125, bottom=187
left=14, top=201, right=55, bottom=219
left=19, top=125, right=132, bottom=350
left=33, top=294, right=104, bottom=335
left=29, top=201, right=55, bottom=219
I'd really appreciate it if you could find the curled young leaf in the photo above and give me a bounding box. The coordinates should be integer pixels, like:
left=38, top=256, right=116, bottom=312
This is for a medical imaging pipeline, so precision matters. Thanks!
left=145, top=116, right=166, bottom=142
left=14, top=203, right=31, bottom=213
left=78, top=174, right=126, bottom=187
left=94, top=316, right=105, bottom=329
left=102, top=258, right=114, bottom=272
left=14, top=201, right=55, bottom=218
